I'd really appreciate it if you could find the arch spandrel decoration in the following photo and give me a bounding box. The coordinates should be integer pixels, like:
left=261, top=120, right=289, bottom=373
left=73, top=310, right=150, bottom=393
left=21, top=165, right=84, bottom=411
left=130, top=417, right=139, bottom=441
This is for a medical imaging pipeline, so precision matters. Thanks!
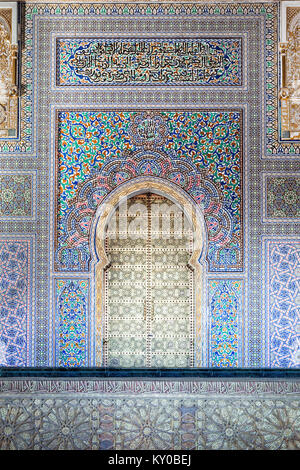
left=55, top=151, right=242, bottom=274
left=91, top=178, right=206, bottom=367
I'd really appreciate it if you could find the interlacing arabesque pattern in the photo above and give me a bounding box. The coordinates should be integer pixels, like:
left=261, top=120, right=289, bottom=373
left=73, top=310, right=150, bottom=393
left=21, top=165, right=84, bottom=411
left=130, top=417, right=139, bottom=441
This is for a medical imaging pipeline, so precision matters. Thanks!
left=0, top=396, right=299, bottom=450
left=208, top=280, right=243, bottom=368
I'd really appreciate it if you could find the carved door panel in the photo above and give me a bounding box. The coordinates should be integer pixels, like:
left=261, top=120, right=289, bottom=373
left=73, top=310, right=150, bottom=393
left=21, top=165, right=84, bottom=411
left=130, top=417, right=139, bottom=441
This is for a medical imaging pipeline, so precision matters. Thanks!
left=104, top=193, right=194, bottom=368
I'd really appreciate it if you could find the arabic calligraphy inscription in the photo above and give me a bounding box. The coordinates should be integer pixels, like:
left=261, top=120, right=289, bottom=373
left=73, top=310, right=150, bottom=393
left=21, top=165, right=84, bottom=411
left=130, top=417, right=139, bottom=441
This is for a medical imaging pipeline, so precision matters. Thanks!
left=56, top=38, right=242, bottom=86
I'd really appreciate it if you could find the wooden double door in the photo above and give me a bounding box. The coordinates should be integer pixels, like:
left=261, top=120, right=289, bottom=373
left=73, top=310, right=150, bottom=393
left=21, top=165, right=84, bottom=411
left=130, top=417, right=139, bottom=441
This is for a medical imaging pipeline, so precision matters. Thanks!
left=103, top=192, right=194, bottom=368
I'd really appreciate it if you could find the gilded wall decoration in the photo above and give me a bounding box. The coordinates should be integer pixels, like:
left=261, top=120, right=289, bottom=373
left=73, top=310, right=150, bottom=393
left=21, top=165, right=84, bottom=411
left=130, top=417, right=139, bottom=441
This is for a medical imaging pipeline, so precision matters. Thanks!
left=279, top=3, right=300, bottom=140
left=0, top=3, right=18, bottom=138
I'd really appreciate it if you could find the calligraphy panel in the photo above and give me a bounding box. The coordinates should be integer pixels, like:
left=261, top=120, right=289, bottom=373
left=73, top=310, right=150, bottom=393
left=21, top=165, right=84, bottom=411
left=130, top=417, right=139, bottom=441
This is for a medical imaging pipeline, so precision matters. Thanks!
left=56, top=37, right=243, bottom=87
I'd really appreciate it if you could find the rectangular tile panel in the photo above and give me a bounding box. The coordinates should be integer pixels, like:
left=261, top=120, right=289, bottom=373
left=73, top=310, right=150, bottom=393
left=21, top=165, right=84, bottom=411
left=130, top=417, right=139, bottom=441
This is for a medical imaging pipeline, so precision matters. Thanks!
left=56, top=37, right=243, bottom=87
left=265, top=239, right=300, bottom=368
left=0, top=238, right=32, bottom=366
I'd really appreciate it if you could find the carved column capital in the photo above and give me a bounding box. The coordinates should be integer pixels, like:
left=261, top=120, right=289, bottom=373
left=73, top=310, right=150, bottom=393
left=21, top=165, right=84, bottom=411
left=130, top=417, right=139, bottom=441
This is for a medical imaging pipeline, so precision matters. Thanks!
left=279, top=42, right=289, bottom=54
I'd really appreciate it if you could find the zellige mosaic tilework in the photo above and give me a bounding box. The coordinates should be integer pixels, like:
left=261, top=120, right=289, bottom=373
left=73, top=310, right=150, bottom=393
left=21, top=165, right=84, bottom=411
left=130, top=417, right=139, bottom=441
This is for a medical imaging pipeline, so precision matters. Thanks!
left=0, top=2, right=299, bottom=371
left=208, top=279, right=243, bottom=367
left=55, top=109, right=243, bottom=273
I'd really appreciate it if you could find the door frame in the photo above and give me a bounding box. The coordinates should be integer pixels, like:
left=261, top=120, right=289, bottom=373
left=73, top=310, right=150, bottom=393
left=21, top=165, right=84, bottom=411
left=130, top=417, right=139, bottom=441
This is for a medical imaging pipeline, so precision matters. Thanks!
left=90, top=177, right=207, bottom=367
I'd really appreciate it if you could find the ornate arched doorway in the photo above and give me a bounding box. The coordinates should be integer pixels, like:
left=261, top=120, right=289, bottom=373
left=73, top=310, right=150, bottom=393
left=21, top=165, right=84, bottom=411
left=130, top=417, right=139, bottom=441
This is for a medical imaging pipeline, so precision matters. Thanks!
left=104, top=191, right=194, bottom=368
left=93, top=178, right=206, bottom=367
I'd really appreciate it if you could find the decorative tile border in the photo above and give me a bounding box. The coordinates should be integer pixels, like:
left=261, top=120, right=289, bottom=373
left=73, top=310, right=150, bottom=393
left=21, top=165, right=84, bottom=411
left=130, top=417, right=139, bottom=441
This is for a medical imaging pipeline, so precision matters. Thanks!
left=0, top=378, right=299, bottom=396
left=0, top=378, right=299, bottom=449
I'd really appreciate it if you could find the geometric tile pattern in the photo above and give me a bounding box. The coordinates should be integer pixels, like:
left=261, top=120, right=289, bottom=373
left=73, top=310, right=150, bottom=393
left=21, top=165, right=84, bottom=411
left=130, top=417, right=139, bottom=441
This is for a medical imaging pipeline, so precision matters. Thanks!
left=0, top=240, right=31, bottom=366
left=54, top=279, right=89, bottom=367
left=56, top=37, right=243, bottom=87
left=208, top=280, right=243, bottom=367
left=265, top=176, right=300, bottom=220
left=265, top=240, right=300, bottom=368
left=0, top=379, right=299, bottom=450
left=0, top=174, right=32, bottom=218
left=114, top=399, right=181, bottom=449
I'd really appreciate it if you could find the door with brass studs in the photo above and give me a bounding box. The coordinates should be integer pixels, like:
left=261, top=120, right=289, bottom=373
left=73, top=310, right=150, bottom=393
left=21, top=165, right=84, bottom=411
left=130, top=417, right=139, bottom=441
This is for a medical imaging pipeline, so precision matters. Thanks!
left=104, top=192, right=194, bottom=368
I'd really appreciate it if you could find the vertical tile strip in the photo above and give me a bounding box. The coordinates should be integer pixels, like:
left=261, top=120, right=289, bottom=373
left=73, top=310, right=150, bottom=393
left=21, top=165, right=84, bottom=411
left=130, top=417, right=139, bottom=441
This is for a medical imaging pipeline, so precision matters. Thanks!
left=208, top=279, right=243, bottom=367
left=54, top=278, right=89, bottom=367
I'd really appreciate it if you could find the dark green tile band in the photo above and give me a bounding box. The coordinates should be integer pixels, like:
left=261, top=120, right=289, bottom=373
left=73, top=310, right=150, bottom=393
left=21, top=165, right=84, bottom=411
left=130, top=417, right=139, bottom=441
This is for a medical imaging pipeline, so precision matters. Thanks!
left=1, top=368, right=299, bottom=378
